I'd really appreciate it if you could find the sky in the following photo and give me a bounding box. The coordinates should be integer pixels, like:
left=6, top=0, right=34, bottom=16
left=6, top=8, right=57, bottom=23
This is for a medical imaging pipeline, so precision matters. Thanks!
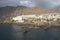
left=0, top=0, right=60, bottom=9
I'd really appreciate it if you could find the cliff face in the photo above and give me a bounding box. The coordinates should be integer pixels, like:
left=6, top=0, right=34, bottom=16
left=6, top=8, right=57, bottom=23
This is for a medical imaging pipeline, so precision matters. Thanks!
left=0, top=6, right=60, bottom=23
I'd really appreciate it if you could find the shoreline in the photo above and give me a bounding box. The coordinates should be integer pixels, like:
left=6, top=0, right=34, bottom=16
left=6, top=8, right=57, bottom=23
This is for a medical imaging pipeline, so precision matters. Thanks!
left=0, top=22, right=60, bottom=28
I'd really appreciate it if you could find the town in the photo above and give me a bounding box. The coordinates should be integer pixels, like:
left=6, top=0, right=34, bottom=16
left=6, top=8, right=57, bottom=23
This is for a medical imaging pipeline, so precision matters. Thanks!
left=12, top=13, right=60, bottom=23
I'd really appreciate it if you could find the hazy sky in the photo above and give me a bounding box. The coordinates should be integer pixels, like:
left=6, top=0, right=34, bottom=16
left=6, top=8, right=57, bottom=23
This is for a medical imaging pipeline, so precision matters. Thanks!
left=0, top=0, right=60, bottom=9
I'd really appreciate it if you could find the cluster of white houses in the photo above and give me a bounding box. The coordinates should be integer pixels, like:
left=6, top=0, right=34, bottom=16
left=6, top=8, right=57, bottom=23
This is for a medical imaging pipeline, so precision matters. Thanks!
left=12, top=14, right=60, bottom=23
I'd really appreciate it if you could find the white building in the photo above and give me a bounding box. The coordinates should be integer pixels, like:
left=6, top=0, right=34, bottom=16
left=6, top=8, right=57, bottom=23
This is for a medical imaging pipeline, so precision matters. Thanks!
left=12, top=16, right=24, bottom=22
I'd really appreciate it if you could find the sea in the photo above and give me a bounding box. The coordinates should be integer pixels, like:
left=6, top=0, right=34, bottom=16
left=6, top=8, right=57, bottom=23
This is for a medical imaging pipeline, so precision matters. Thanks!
left=0, top=23, right=60, bottom=40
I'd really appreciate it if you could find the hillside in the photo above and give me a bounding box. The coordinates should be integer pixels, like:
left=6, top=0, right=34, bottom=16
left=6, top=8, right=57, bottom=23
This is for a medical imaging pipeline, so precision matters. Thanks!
left=0, top=6, right=60, bottom=23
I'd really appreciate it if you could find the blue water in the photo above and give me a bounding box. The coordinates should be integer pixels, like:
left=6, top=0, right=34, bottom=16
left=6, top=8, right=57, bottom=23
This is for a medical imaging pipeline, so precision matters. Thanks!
left=0, top=24, right=60, bottom=40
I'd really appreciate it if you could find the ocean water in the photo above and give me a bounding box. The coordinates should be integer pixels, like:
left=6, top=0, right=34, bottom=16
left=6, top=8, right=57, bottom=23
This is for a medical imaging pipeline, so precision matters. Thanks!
left=0, top=24, right=60, bottom=40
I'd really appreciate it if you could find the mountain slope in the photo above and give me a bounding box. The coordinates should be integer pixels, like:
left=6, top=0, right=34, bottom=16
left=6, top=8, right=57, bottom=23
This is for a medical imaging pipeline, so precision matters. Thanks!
left=0, top=6, right=60, bottom=23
